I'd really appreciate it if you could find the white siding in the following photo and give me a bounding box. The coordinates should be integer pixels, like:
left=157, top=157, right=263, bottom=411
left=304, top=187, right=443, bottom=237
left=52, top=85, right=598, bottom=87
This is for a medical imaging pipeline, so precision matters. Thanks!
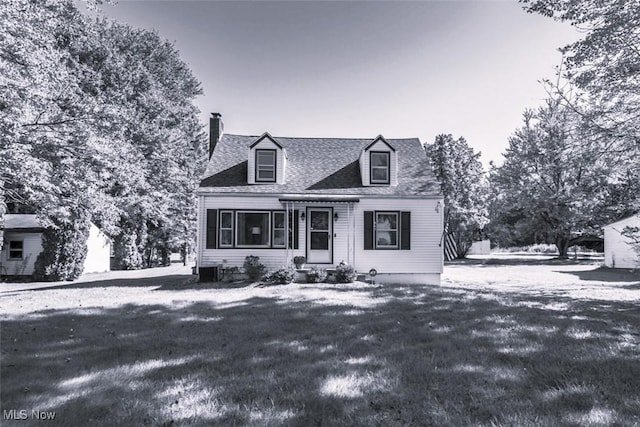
left=82, top=223, right=111, bottom=274
left=359, top=140, right=398, bottom=186
left=198, top=196, right=306, bottom=270
left=604, top=216, right=640, bottom=269
left=197, top=195, right=443, bottom=279
left=0, top=232, right=42, bottom=276
left=247, top=138, right=286, bottom=184
left=351, top=198, right=442, bottom=274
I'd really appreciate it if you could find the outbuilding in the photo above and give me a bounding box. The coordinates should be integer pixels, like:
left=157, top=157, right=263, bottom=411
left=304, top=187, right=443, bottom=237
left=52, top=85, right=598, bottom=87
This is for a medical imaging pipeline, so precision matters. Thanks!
left=0, top=214, right=111, bottom=278
left=603, top=215, right=640, bottom=269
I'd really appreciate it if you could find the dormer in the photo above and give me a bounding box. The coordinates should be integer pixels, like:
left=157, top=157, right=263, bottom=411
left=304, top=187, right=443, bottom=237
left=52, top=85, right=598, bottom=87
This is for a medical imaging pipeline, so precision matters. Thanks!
left=359, top=135, right=398, bottom=186
left=247, top=133, right=287, bottom=184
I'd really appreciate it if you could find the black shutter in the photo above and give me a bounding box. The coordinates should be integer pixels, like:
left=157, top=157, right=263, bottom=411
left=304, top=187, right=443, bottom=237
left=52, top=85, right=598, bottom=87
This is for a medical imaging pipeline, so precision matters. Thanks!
left=288, top=210, right=300, bottom=249
left=364, top=211, right=374, bottom=250
left=206, top=209, right=218, bottom=249
left=400, top=211, right=411, bottom=250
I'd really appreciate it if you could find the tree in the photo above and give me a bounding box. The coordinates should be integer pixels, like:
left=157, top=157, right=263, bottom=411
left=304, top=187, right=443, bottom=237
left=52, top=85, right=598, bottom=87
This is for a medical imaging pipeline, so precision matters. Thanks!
left=489, top=96, right=638, bottom=257
left=84, top=21, right=207, bottom=267
left=1, top=0, right=207, bottom=277
left=521, top=0, right=640, bottom=153
left=521, top=0, right=640, bottom=248
left=425, top=135, right=488, bottom=258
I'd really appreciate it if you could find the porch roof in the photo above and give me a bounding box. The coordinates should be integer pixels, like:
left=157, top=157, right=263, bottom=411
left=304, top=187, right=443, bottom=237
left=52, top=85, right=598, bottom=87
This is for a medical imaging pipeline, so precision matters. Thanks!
left=278, top=195, right=360, bottom=204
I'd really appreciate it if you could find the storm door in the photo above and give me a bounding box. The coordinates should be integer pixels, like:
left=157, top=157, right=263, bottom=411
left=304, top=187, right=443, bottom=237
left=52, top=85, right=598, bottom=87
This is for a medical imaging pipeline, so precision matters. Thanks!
left=306, top=208, right=332, bottom=263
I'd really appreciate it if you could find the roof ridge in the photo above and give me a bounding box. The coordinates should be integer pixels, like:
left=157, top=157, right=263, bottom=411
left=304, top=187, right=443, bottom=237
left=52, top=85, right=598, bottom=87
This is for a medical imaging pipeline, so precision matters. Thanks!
left=224, top=133, right=420, bottom=141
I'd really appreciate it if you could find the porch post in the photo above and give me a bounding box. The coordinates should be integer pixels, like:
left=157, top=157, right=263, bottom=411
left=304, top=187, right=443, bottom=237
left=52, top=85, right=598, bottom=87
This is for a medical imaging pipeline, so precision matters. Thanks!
left=351, top=203, right=356, bottom=267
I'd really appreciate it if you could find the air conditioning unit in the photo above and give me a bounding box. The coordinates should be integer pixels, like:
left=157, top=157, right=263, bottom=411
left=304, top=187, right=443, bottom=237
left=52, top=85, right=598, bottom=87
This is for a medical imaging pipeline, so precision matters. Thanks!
left=198, top=266, right=219, bottom=282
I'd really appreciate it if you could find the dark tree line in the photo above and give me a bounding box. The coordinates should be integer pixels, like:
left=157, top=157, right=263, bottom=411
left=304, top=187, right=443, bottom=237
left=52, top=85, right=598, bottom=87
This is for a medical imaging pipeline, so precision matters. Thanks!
left=0, top=0, right=207, bottom=279
left=485, top=1, right=640, bottom=257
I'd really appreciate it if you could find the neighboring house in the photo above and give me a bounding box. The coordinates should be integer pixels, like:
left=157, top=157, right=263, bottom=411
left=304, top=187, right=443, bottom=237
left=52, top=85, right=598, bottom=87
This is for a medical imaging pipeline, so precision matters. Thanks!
left=0, top=214, right=111, bottom=278
left=603, top=215, right=640, bottom=269
left=196, top=113, right=444, bottom=284
left=467, top=239, right=491, bottom=256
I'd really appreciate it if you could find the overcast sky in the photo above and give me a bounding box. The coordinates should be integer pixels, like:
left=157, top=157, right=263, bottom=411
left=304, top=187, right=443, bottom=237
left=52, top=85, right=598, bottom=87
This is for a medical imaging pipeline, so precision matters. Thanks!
left=97, top=0, right=580, bottom=167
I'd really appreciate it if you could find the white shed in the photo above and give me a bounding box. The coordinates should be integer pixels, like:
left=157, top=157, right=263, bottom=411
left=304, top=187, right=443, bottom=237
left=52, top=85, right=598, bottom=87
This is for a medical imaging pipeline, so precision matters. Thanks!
left=1, top=214, right=44, bottom=276
left=0, top=214, right=111, bottom=278
left=467, top=239, right=491, bottom=255
left=82, top=223, right=112, bottom=274
left=603, top=215, right=640, bottom=269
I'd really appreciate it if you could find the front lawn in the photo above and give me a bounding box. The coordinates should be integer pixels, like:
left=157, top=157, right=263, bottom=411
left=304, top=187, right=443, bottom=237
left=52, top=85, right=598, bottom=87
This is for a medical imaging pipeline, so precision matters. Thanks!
left=1, top=264, right=640, bottom=426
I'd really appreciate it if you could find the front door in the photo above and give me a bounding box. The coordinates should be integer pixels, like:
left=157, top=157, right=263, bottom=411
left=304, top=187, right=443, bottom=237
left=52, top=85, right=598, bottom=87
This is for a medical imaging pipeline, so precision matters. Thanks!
left=307, top=208, right=332, bottom=263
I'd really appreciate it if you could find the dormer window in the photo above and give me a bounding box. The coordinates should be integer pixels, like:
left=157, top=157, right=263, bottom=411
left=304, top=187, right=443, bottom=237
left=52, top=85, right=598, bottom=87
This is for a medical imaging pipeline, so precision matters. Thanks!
left=360, top=136, right=397, bottom=186
left=248, top=133, right=286, bottom=184
left=370, top=151, right=390, bottom=184
left=255, top=149, right=276, bottom=182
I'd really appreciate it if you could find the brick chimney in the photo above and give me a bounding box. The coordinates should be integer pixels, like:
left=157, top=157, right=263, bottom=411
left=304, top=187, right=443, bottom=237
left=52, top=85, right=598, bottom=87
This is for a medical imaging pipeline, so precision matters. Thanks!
left=209, top=113, right=223, bottom=158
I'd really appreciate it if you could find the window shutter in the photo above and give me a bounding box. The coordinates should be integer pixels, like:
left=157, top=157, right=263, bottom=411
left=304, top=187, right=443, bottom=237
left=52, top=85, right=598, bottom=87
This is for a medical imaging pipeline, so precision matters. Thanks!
left=206, top=209, right=218, bottom=249
left=364, top=211, right=374, bottom=250
left=400, top=211, right=411, bottom=250
left=288, top=210, right=300, bottom=249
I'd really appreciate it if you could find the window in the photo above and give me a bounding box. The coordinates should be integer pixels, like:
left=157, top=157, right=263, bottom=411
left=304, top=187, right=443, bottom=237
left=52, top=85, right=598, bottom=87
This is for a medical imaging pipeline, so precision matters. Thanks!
left=370, top=152, right=390, bottom=184
left=8, top=241, right=23, bottom=259
left=256, top=150, right=276, bottom=182
left=364, top=211, right=410, bottom=250
left=272, top=212, right=286, bottom=247
left=219, top=211, right=234, bottom=247
left=207, top=209, right=298, bottom=249
left=236, top=211, right=270, bottom=247
left=375, top=212, right=398, bottom=248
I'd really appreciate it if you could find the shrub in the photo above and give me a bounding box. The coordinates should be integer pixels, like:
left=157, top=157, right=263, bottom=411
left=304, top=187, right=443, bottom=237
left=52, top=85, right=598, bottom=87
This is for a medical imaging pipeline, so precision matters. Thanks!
left=34, top=216, right=91, bottom=281
left=334, top=263, right=357, bottom=283
left=527, top=243, right=558, bottom=254
left=306, top=266, right=327, bottom=283
left=113, top=232, right=143, bottom=270
left=263, top=266, right=295, bottom=285
left=243, top=255, right=267, bottom=282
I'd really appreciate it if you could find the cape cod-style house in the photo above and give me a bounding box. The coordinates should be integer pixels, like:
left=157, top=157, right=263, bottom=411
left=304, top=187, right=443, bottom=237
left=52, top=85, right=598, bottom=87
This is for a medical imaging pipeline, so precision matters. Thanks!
left=196, top=113, right=444, bottom=284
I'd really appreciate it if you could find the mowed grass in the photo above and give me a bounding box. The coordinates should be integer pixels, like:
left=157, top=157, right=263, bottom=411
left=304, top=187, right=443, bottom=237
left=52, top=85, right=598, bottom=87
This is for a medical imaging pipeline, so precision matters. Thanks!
left=2, top=264, right=640, bottom=426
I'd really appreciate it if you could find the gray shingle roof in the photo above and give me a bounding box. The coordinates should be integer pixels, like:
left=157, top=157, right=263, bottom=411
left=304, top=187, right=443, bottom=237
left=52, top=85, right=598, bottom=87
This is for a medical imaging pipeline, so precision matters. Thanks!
left=2, top=214, right=44, bottom=231
left=199, top=134, right=441, bottom=197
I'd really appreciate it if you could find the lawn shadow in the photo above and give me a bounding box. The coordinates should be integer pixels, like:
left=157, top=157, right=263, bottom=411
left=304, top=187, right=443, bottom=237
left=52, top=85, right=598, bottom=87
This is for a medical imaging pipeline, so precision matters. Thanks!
left=10, top=274, right=198, bottom=292
left=446, top=257, right=599, bottom=267
left=2, top=284, right=640, bottom=426
left=156, top=279, right=253, bottom=291
left=554, top=267, right=640, bottom=285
